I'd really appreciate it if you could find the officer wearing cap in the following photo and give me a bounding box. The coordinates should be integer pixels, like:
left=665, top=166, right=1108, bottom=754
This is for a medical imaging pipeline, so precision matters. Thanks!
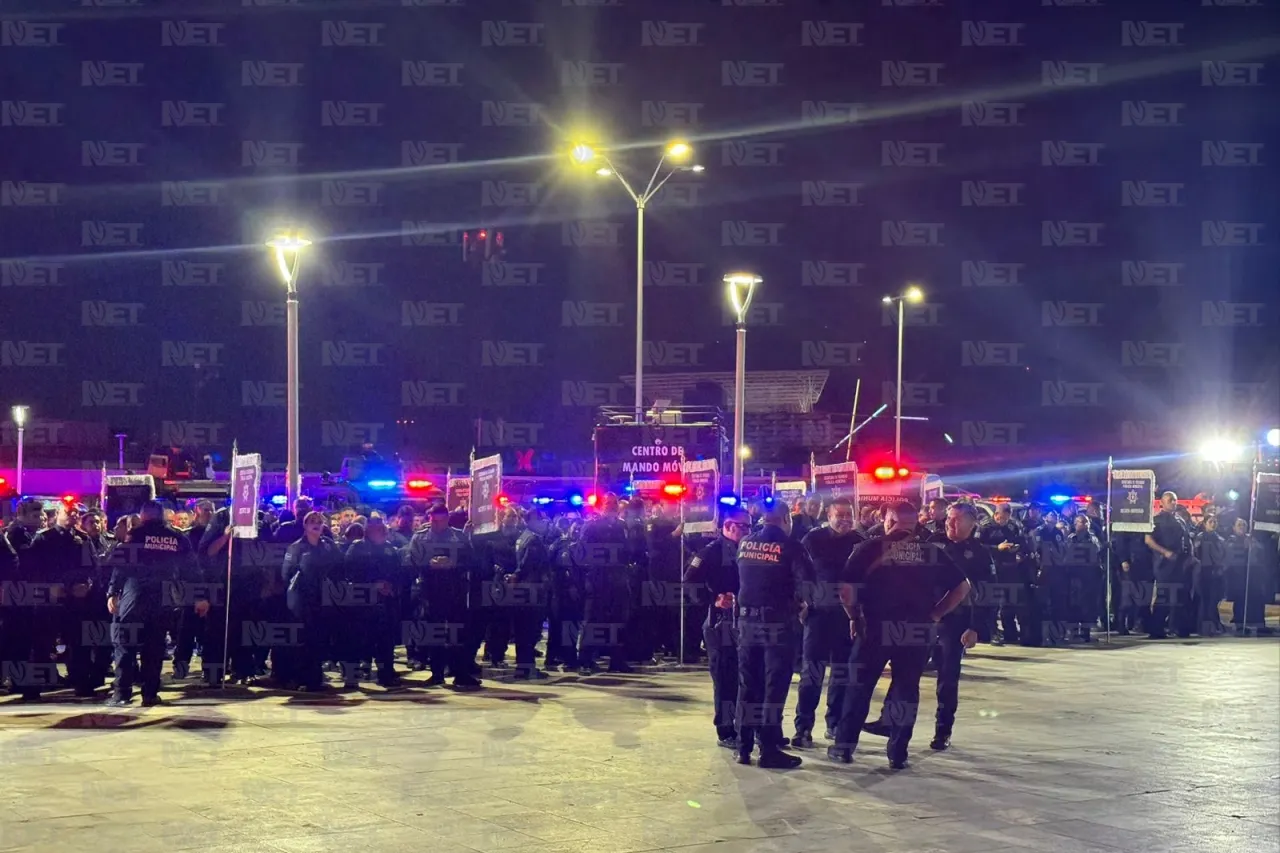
left=734, top=500, right=810, bottom=769
left=829, top=502, right=971, bottom=769
left=105, top=500, right=197, bottom=707
left=683, top=506, right=750, bottom=750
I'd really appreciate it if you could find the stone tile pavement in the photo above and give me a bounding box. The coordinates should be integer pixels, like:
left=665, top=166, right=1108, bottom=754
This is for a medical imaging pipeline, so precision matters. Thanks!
left=2, top=638, right=1277, bottom=853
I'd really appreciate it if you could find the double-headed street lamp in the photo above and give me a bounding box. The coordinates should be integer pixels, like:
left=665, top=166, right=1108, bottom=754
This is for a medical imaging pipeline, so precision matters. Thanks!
left=266, top=231, right=311, bottom=508
left=882, top=285, right=924, bottom=465
left=11, top=405, right=28, bottom=496
left=569, top=139, right=704, bottom=424
left=726, top=272, right=761, bottom=497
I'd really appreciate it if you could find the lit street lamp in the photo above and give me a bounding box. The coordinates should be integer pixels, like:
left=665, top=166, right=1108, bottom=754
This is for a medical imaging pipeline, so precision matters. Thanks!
left=266, top=230, right=311, bottom=508
left=11, top=405, right=28, bottom=496
left=882, top=285, right=924, bottom=464
left=726, top=271, right=761, bottom=497
left=570, top=139, right=704, bottom=423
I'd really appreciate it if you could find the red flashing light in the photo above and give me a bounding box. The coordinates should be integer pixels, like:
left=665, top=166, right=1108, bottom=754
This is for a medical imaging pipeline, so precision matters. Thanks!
left=478, top=230, right=487, bottom=239
left=662, top=484, right=685, bottom=497
left=0, top=477, right=6, bottom=487
left=872, top=466, right=896, bottom=481
left=897, top=467, right=910, bottom=478
left=62, top=494, right=77, bottom=504
left=496, top=494, right=510, bottom=507
left=586, top=493, right=599, bottom=507
left=407, top=479, right=433, bottom=490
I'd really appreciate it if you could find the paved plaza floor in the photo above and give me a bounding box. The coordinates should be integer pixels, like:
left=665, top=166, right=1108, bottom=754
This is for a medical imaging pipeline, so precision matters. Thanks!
left=2, top=638, right=1277, bottom=853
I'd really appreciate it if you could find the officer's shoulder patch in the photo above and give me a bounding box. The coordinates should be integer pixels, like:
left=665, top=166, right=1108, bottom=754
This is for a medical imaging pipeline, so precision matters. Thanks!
left=689, top=555, right=702, bottom=568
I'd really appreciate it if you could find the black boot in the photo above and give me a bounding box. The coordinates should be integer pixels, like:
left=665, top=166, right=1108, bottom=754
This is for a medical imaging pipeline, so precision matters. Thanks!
left=758, top=749, right=802, bottom=769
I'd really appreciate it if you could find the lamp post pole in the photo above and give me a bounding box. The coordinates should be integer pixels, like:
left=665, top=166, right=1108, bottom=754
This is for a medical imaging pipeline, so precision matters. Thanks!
left=568, top=141, right=702, bottom=424
left=725, top=273, right=761, bottom=497
left=267, top=232, right=311, bottom=508
left=883, top=286, right=923, bottom=465
left=12, top=406, right=28, bottom=496
left=895, top=298, right=905, bottom=465
left=634, top=202, right=645, bottom=424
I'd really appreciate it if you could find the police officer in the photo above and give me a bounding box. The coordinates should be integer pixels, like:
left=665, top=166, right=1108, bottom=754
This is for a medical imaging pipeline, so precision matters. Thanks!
left=829, top=502, right=971, bottom=769
left=792, top=497, right=863, bottom=748
left=2, top=499, right=55, bottom=700
left=684, top=507, right=750, bottom=749
left=341, top=516, right=403, bottom=688
left=1146, top=491, right=1193, bottom=638
left=281, top=511, right=344, bottom=691
left=734, top=501, right=810, bottom=769
left=29, top=503, right=102, bottom=697
left=865, top=502, right=989, bottom=750
left=545, top=519, right=582, bottom=671
left=579, top=495, right=635, bottom=674
left=105, top=501, right=196, bottom=707
left=921, top=498, right=949, bottom=539
left=981, top=503, right=1034, bottom=645
left=506, top=508, right=551, bottom=680
left=406, top=503, right=482, bottom=689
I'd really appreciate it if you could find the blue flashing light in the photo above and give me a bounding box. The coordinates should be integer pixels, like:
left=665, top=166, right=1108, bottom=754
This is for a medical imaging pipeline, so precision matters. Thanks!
left=1049, top=494, right=1071, bottom=505
left=1226, top=489, right=1240, bottom=502
left=367, top=480, right=398, bottom=490
left=533, top=496, right=554, bottom=506
left=269, top=494, right=287, bottom=506
left=568, top=493, right=584, bottom=508
left=718, top=495, right=740, bottom=507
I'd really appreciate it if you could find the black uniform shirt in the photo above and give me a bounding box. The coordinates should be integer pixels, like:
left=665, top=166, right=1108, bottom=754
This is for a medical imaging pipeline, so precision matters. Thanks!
left=107, top=519, right=196, bottom=618
left=1151, top=510, right=1189, bottom=555
left=735, top=524, right=810, bottom=610
left=801, top=525, right=865, bottom=609
left=842, top=529, right=967, bottom=640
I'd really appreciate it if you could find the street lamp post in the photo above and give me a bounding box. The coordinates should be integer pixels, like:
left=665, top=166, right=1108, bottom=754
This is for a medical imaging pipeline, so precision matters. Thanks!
left=266, top=231, right=312, bottom=508
left=725, top=272, right=761, bottom=497
left=11, top=405, right=28, bottom=496
left=882, top=286, right=924, bottom=464
left=570, top=141, right=704, bottom=424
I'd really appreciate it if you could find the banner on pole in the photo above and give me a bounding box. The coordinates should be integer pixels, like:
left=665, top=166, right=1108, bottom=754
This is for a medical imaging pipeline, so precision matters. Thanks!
left=470, top=454, right=503, bottom=535
left=445, top=475, right=472, bottom=514
left=1253, top=472, right=1280, bottom=533
left=681, top=458, right=719, bottom=535
left=1110, top=468, right=1156, bottom=533
left=774, top=480, right=808, bottom=507
left=230, top=453, right=262, bottom=539
left=103, top=475, right=156, bottom=528
left=811, top=461, right=858, bottom=505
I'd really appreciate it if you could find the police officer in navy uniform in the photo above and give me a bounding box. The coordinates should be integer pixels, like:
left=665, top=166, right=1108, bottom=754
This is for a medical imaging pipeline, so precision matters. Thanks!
left=506, top=508, right=552, bottom=680
left=792, top=496, right=863, bottom=748
left=1, top=499, right=53, bottom=701
left=105, top=501, right=197, bottom=707
left=406, top=503, right=482, bottom=689
left=867, top=502, right=989, bottom=751
left=684, top=506, right=751, bottom=750
left=734, top=500, right=810, bottom=768
left=29, top=503, right=102, bottom=697
left=829, top=501, right=971, bottom=769
left=1146, top=491, right=1193, bottom=638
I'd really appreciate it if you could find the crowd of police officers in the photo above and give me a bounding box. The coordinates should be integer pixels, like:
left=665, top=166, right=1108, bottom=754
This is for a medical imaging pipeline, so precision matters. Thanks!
left=0, top=487, right=1275, bottom=770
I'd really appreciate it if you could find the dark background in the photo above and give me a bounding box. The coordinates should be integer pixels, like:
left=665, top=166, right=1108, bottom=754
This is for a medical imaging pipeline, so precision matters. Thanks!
left=1, top=0, right=1276, bottom=480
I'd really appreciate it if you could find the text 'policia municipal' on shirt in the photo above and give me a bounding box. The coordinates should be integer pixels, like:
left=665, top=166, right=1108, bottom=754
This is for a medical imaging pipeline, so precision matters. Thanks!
left=739, top=540, right=782, bottom=563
